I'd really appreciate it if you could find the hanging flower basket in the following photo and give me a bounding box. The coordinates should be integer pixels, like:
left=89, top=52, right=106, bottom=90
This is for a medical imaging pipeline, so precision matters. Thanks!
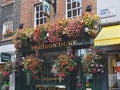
left=82, top=46, right=106, bottom=75
left=22, top=55, right=42, bottom=80
left=52, top=53, right=77, bottom=77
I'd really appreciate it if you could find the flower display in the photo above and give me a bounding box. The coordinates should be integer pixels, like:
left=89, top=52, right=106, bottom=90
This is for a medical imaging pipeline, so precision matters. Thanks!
left=13, top=28, right=34, bottom=50
left=33, top=25, right=48, bottom=44
left=3, top=29, right=14, bottom=38
left=1, top=55, right=41, bottom=80
left=65, top=17, right=83, bottom=38
left=13, top=12, right=100, bottom=51
left=53, top=53, right=77, bottom=77
left=82, top=12, right=100, bottom=28
left=82, top=47, right=106, bottom=74
left=2, top=61, right=15, bottom=76
left=22, top=55, right=41, bottom=80
left=47, top=22, right=62, bottom=43
left=82, top=12, right=100, bottom=37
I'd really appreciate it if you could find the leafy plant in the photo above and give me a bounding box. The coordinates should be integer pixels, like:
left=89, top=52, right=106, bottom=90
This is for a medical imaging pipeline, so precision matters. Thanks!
left=82, top=46, right=106, bottom=75
left=23, top=55, right=41, bottom=80
left=3, top=29, right=14, bottom=38
left=53, top=53, right=77, bottom=77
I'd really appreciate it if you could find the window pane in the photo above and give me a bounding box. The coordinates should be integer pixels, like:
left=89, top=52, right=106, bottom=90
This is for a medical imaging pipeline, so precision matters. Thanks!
left=36, top=20, right=39, bottom=25
left=36, top=13, right=39, bottom=18
left=68, top=11, right=71, bottom=18
left=72, top=1, right=76, bottom=8
left=40, top=5, right=43, bottom=10
left=67, top=3, right=71, bottom=10
left=40, top=12, right=42, bottom=17
left=67, top=0, right=71, bottom=3
left=77, top=1, right=80, bottom=7
left=73, top=9, right=77, bottom=16
left=36, top=6, right=39, bottom=12
left=40, top=19, right=43, bottom=24
left=78, top=8, right=81, bottom=16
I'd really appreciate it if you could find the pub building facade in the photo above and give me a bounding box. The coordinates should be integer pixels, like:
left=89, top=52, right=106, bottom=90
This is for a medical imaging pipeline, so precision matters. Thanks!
left=13, top=2, right=106, bottom=90
left=0, top=0, right=108, bottom=90
left=13, top=0, right=107, bottom=90
left=14, top=25, right=106, bottom=90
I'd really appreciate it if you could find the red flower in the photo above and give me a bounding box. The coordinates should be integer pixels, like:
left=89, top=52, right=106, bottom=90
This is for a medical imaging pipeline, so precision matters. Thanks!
left=86, top=56, right=92, bottom=60
left=33, top=26, right=41, bottom=43
left=93, top=68, right=97, bottom=73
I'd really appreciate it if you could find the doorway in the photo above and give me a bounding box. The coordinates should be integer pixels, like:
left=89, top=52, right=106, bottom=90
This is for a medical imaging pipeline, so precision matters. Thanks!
left=108, top=54, right=120, bottom=90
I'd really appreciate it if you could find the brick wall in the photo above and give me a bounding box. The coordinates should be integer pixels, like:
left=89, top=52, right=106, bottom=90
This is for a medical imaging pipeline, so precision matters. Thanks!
left=82, top=0, right=97, bottom=14
left=20, top=0, right=97, bottom=29
left=20, top=0, right=36, bottom=29
left=49, top=0, right=66, bottom=22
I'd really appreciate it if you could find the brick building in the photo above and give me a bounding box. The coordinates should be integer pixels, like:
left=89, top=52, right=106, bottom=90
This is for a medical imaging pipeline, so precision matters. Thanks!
left=0, top=0, right=98, bottom=90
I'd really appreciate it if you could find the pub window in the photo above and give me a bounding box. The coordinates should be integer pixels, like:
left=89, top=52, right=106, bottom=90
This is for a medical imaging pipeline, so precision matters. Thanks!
left=34, top=4, right=46, bottom=27
left=66, top=0, right=82, bottom=19
left=37, top=49, right=67, bottom=89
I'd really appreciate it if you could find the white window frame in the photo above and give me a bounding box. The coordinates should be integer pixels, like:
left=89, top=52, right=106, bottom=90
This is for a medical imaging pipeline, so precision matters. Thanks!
left=66, top=0, right=82, bottom=19
left=34, top=4, right=46, bottom=27
left=2, top=21, right=13, bottom=38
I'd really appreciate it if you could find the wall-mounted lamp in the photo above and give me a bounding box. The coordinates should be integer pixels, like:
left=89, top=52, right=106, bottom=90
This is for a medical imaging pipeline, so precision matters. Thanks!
left=86, top=5, right=92, bottom=12
left=19, top=23, right=23, bottom=29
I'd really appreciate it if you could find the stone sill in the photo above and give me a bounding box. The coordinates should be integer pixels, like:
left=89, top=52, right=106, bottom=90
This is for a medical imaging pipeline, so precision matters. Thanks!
left=1, top=36, right=13, bottom=41
left=2, top=0, right=15, bottom=7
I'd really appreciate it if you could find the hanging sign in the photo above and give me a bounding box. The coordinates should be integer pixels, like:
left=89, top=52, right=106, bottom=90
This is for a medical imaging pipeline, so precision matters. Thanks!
left=1, top=53, right=11, bottom=62
left=42, top=0, right=50, bottom=16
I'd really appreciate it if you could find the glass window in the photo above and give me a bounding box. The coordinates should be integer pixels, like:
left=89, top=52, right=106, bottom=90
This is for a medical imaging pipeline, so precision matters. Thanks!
left=108, top=54, right=120, bottom=90
left=66, top=0, right=82, bottom=19
left=67, top=3, right=71, bottom=10
left=2, top=21, right=13, bottom=38
left=68, top=11, right=71, bottom=18
left=39, top=50, right=67, bottom=85
left=77, top=48, right=90, bottom=58
left=34, top=4, right=46, bottom=27
left=72, top=1, right=76, bottom=8
left=73, top=9, right=77, bottom=16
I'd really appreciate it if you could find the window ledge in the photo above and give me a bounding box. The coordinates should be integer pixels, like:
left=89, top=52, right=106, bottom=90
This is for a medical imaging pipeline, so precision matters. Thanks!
left=1, top=37, right=13, bottom=41
left=2, top=0, right=15, bottom=7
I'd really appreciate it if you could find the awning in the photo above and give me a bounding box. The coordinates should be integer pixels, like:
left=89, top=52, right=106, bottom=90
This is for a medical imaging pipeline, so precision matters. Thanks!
left=94, top=25, right=120, bottom=46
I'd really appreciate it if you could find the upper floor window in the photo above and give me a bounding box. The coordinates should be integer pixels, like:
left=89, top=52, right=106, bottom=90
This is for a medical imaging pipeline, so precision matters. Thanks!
left=34, top=4, right=46, bottom=27
left=2, top=21, right=13, bottom=38
left=66, top=0, right=82, bottom=19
